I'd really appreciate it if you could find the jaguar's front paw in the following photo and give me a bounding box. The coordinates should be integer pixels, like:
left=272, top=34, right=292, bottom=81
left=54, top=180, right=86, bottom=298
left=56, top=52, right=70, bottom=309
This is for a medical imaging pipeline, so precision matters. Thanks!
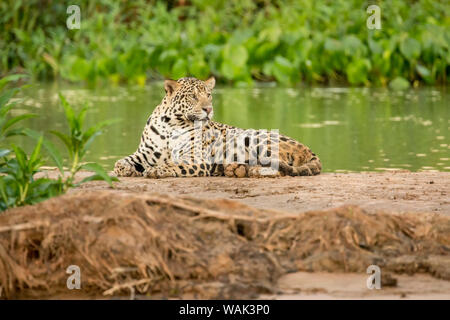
left=114, top=159, right=143, bottom=177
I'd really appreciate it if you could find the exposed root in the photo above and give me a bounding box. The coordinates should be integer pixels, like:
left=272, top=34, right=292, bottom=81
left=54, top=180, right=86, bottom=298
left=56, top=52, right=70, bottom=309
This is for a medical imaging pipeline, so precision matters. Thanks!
left=0, top=191, right=449, bottom=299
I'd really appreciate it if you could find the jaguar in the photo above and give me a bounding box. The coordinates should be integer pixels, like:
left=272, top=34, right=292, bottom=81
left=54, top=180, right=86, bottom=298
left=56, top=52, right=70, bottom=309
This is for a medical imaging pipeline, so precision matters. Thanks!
left=114, top=77, right=321, bottom=178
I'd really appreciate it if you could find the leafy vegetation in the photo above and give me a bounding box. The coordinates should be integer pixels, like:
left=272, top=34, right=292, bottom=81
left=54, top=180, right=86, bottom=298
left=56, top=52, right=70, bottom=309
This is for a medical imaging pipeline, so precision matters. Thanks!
left=0, top=76, right=118, bottom=211
left=0, top=138, right=64, bottom=209
left=0, top=75, right=35, bottom=143
left=0, top=0, right=448, bottom=86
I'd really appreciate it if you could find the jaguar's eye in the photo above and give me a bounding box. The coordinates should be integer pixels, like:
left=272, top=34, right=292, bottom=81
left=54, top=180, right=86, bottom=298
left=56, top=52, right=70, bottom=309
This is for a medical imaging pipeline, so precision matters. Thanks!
left=192, top=94, right=198, bottom=101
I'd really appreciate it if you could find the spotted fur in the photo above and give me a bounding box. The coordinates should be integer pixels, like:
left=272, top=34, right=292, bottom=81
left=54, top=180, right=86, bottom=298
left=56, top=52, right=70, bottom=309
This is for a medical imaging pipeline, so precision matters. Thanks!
left=114, top=77, right=322, bottom=178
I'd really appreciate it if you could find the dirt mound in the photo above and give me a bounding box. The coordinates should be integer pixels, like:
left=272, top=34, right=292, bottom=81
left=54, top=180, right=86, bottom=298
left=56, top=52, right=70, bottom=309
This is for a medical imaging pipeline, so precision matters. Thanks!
left=0, top=191, right=449, bottom=299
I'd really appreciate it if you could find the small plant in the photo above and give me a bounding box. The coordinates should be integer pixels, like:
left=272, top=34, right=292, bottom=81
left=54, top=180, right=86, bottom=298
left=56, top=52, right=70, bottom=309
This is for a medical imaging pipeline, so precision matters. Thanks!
left=0, top=75, right=61, bottom=210
left=26, top=93, right=119, bottom=193
left=0, top=76, right=118, bottom=211
left=0, top=138, right=64, bottom=210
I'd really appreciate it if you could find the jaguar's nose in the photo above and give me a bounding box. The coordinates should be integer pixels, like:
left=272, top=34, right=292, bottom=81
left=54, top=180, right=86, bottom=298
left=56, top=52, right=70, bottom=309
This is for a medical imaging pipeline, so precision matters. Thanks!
left=202, top=106, right=212, bottom=114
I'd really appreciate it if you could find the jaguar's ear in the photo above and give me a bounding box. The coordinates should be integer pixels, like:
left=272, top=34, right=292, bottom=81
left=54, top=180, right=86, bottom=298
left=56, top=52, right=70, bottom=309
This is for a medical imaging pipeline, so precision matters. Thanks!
left=164, top=79, right=179, bottom=95
left=205, top=76, right=215, bottom=90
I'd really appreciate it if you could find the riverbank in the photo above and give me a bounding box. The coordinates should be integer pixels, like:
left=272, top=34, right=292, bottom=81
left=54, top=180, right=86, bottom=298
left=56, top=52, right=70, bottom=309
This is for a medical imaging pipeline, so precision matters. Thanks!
left=1, top=171, right=449, bottom=300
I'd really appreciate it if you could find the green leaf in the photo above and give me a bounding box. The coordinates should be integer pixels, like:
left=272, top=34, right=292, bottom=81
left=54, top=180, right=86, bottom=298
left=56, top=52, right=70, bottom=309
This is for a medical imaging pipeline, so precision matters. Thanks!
left=77, top=104, right=89, bottom=131
left=324, top=38, right=342, bottom=53
left=0, top=88, right=19, bottom=109
left=50, top=130, right=73, bottom=158
left=368, top=39, right=383, bottom=55
left=389, top=77, right=410, bottom=90
left=58, top=93, right=76, bottom=130
left=272, top=56, right=295, bottom=85
left=81, top=131, right=101, bottom=157
left=84, top=119, right=119, bottom=137
left=171, top=59, right=188, bottom=79
left=82, top=119, right=120, bottom=145
left=346, top=59, right=371, bottom=85
left=4, top=128, right=25, bottom=138
left=400, top=38, right=421, bottom=61
left=416, top=64, right=430, bottom=78
left=29, top=136, right=43, bottom=165
left=0, top=149, right=11, bottom=158
left=221, top=44, right=248, bottom=79
left=0, top=74, right=28, bottom=91
left=11, top=144, right=27, bottom=169
left=188, top=56, right=209, bottom=79
left=69, top=58, right=91, bottom=81
left=24, top=128, right=64, bottom=174
left=78, top=174, right=119, bottom=185
left=3, top=114, right=37, bottom=132
left=343, top=35, right=365, bottom=57
left=80, top=163, right=117, bottom=187
left=42, top=139, right=64, bottom=174
left=0, top=107, right=13, bottom=121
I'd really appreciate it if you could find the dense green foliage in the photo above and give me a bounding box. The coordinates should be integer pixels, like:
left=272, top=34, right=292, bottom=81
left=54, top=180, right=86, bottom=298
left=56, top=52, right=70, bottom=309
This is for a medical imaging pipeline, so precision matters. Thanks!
left=0, top=0, right=449, bottom=86
left=0, top=76, right=117, bottom=211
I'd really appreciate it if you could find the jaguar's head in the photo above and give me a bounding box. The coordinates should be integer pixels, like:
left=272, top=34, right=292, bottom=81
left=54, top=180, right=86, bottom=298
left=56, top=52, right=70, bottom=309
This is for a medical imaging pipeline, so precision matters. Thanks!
left=163, top=77, right=215, bottom=122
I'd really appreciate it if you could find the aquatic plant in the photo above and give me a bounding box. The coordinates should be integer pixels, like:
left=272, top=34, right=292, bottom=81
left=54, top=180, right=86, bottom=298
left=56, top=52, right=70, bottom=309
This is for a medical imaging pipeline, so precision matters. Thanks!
left=0, top=0, right=448, bottom=86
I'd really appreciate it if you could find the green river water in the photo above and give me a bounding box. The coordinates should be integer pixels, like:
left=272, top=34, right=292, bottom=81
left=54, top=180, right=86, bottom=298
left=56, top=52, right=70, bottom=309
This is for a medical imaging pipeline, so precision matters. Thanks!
left=13, top=83, right=449, bottom=173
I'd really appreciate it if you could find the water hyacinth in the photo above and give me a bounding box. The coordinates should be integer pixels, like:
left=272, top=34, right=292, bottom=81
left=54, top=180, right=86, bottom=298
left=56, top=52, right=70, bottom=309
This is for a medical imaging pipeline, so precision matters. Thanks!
left=0, top=0, right=448, bottom=87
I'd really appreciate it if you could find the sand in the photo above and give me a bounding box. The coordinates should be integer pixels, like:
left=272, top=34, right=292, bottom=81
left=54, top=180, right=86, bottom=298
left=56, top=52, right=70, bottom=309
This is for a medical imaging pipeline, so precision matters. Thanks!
left=73, top=171, right=450, bottom=215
